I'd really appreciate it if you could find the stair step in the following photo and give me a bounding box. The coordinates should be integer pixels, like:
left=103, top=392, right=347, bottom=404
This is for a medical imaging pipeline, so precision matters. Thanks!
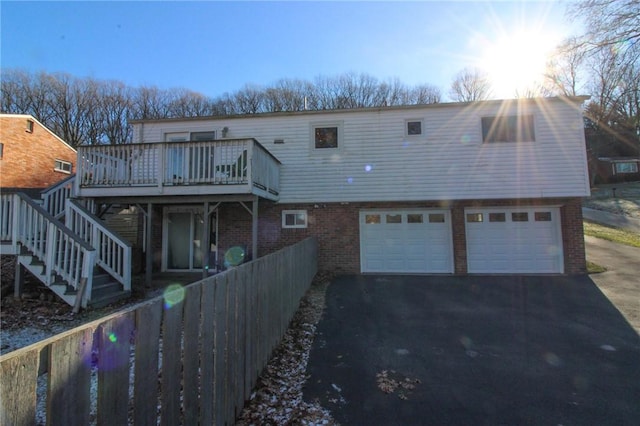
left=91, top=281, right=122, bottom=298
left=89, top=290, right=131, bottom=309
left=92, top=273, right=113, bottom=287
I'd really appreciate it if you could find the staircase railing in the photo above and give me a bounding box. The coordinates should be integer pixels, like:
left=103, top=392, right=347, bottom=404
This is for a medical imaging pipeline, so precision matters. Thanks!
left=66, top=199, right=132, bottom=292
left=41, top=174, right=76, bottom=219
left=14, top=193, right=96, bottom=306
left=1, top=193, right=15, bottom=243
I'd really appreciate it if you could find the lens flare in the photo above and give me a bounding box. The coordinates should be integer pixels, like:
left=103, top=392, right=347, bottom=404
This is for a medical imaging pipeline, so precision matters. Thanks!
left=164, top=283, right=185, bottom=309
left=108, top=333, right=117, bottom=343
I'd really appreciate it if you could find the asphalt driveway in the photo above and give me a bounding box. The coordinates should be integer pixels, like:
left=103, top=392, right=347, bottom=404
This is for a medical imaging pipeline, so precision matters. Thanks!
left=304, top=275, right=640, bottom=425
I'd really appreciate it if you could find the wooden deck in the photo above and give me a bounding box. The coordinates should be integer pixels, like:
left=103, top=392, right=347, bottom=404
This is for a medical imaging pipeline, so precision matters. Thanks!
left=75, top=138, right=281, bottom=201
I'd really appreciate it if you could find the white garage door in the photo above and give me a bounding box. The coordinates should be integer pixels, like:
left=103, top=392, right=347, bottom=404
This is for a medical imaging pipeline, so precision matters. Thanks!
left=360, top=210, right=453, bottom=273
left=465, top=207, right=564, bottom=273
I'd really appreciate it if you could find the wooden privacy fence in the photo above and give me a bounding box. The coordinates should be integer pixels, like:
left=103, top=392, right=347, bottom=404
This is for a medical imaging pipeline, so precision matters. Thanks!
left=0, top=237, right=318, bottom=426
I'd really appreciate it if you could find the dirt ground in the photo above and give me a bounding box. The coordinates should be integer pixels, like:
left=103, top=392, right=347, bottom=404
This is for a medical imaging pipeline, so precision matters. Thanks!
left=583, top=181, right=640, bottom=218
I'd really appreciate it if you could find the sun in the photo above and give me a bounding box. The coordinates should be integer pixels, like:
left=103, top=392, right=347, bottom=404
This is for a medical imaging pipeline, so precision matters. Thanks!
left=479, top=30, right=560, bottom=98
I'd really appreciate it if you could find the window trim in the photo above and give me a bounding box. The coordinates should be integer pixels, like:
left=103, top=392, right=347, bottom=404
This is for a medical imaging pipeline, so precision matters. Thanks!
left=481, top=114, right=535, bottom=143
left=282, top=210, right=308, bottom=229
left=26, top=119, right=34, bottom=133
left=405, top=119, right=423, bottom=137
left=310, top=121, right=343, bottom=152
left=54, top=159, right=73, bottom=174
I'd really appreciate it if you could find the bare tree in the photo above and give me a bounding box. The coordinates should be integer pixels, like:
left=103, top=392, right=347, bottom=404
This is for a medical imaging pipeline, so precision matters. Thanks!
left=544, top=37, right=587, bottom=96
left=569, top=0, right=640, bottom=52
left=448, top=67, right=492, bottom=102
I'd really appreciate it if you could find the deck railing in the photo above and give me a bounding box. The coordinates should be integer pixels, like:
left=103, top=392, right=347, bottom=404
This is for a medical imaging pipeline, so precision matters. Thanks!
left=13, top=193, right=95, bottom=303
left=41, top=174, right=76, bottom=219
left=76, top=138, right=280, bottom=195
left=0, top=193, right=14, bottom=242
left=0, top=237, right=318, bottom=426
left=66, top=199, right=132, bottom=292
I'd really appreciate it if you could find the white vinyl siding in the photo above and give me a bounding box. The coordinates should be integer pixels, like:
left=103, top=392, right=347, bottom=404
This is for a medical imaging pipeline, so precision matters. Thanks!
left=133, top=98, right=590, bottom=203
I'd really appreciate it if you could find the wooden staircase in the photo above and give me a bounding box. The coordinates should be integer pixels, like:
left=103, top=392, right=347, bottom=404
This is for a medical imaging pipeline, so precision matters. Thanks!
left=1, top=175, right=132, bottom=309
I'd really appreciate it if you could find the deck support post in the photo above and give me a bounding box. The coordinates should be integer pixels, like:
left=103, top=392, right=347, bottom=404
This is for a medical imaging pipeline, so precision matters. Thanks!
left=252, top=197, right=258, bottom=261
left=145, top=203, right=153, bottom=288
left=202, top=201, right=210, bottom=279
left=13, top=259, right=24, bottom=299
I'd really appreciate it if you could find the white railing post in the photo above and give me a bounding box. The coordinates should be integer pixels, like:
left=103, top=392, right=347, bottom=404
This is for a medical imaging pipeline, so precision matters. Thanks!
left=158, top=144, right=165, bottom=189
left=11, top=194, right=19, bottom=247
left=82, top=250, right=96, bottom=308
left=45, top=221, right=57, bottom=286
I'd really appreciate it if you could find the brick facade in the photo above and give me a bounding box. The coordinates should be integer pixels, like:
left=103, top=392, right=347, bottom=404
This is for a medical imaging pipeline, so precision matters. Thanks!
left=0, top=115, right=76, bottom=190
left=209, top=197, right=587, bottom=275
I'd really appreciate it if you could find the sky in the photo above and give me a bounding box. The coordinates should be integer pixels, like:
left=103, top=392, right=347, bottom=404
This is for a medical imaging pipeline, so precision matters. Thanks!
left=1, top=1, right=584, bottom=100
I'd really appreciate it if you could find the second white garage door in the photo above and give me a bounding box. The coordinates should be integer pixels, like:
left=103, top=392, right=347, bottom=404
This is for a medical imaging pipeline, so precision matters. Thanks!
left=465, top=207, right=564, bottom=273
left=360, top=210, right=453, bottom=273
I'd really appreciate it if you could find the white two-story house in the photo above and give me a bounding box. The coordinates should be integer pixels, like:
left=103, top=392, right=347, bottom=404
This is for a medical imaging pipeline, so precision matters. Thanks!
left=75, top=96, right=590, bottom=279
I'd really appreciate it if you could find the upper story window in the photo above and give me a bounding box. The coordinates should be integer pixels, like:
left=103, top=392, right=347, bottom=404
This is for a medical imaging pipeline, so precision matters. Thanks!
left=406, top=119, right=423, bottom=136
left=0, top=143, right=4, bottom=159
left=26, top=119, right=34, bottom=133
left=481, top=115, right=535, bottom=143
left=54, top=159, right=72, bottom=174
left=164, top=131, right=216, bottom=142
left=190, top=131, right=216, bottom=141
left=311, top=122, right=342, bottom=150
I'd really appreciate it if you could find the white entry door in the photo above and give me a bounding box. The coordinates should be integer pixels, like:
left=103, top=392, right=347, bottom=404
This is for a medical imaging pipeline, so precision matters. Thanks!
left=465, top=207, right=563, bottom=273
left=359, top=210, right=453, bottom=273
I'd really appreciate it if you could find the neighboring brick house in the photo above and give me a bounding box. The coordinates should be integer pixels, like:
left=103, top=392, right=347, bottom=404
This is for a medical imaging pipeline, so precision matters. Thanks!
left=76, top=96, right=591, bottom=276
left=0, top=114, right=76, bottom=194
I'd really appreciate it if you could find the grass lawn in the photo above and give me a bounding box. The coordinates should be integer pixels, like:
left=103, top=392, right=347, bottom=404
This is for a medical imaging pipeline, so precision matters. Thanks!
left=584, top=221, right=640, bottom=248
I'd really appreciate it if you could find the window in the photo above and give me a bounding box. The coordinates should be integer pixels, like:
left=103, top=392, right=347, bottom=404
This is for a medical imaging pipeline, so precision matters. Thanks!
left=406, top=120, right=423, bottom=136
left=535, top=212, right=552, bottom=222
left=282, top=210, right=308, bottom=228
left=386, top=214, right=402, bottom=224
left=614, top=162, right=638, bottom=174
left=428, top=213, right=445, bottom=223
left=467, top=213, right=483, bottom=222
left=311, top=122, right=342, bottom=150
left=365, top=214, right=381, bottom=224
left=481, top=115, right=535, bottom=143
left=314, top=126, right=338, bottom=149
left=54, top=159, right=72, bottom=174
left=408, top=214, right=424, bottom=223
left=0, top=143, right=3, bottom=159
left=26, top=119, right=34, bottom=133
left=512, top=212, right=529, bottom=222
left=489, top=213, right=506, bottom=222
left=190, top=131, right=216, bottom=141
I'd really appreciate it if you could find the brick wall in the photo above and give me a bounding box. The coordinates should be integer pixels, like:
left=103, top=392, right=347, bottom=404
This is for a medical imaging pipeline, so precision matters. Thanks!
left=0, top=116, right=76, bottom=189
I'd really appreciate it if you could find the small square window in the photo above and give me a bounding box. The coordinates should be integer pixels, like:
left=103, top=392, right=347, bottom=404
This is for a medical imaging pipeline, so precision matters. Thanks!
left=467, top=213, right=483, bottom=223
left=428, top=213, right=445, bottom=223
left=535, top=212, right=552, bottom=222
left=386, top=214, right=402, bottom=224
left=406, top=120, right=422, bottom=136
left=365, top=214, right=381, bottom=224
left=489, top=213, right=506, bottom=222
left=282, top=210, right=308, bottom=228
left=512, top=212, right=529, bottom=222
left=26, top=119, right=34, bottom=133
left=54, top=159, right=72, bottom=174
left=314, top=126, right=338, bottom=149
left=408, top=214, right=424, bottom=223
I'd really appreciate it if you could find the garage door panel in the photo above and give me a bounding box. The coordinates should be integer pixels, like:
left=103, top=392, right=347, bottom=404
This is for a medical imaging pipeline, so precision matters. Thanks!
left=466, top=207, right=563, bottom=273
left=360, top=210, right=453, bottom=273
